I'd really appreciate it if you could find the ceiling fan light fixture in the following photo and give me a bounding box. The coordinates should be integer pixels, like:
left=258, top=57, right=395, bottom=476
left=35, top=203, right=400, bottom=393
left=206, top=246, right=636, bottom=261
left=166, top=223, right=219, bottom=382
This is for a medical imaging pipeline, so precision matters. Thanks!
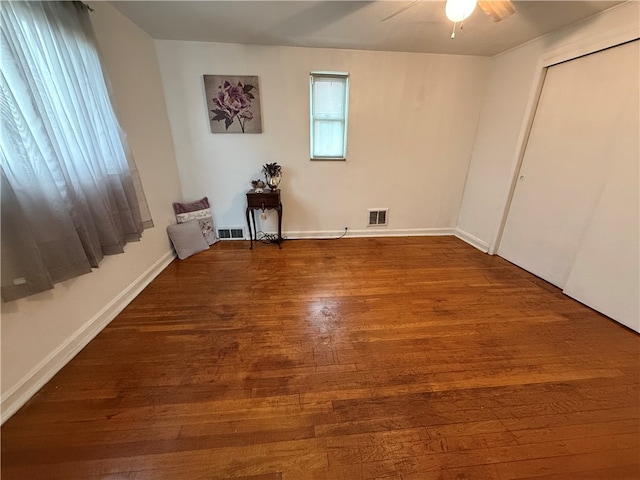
left=445, top=0, right=477, bottom=22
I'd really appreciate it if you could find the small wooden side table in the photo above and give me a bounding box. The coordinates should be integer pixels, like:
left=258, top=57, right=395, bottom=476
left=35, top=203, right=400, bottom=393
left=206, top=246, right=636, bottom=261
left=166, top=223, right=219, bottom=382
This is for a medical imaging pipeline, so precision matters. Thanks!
left=246, top=189, right=282, bottom=249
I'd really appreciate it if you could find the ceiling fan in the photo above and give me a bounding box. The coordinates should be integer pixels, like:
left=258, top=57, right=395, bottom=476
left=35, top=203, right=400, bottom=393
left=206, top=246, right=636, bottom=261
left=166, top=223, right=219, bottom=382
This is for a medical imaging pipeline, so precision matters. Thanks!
left=382, top=0, right=516, bottom=37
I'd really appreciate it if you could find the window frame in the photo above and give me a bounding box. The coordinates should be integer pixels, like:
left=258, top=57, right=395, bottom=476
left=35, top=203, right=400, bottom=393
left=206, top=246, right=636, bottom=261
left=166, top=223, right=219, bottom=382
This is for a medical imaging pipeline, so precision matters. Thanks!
left=309, top=71, right=349, bottom=161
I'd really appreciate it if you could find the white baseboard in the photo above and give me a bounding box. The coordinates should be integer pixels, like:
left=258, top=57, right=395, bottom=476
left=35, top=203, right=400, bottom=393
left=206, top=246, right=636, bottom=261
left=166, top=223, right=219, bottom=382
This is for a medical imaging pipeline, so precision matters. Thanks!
left=0, top=250, right=176, bottom=425
left=454, top=228, right=490, bottom=253
left=285, top=228, right=455, bottom=239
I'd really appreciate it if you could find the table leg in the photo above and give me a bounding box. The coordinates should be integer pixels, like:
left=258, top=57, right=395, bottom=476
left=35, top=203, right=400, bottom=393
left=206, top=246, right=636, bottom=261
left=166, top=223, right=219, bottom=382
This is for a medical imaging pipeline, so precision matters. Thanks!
left=250, top=209, right=257, bottom=245
left=246, top=207, right=253, bottom=249
left=277, top=203, right=282, bottom=249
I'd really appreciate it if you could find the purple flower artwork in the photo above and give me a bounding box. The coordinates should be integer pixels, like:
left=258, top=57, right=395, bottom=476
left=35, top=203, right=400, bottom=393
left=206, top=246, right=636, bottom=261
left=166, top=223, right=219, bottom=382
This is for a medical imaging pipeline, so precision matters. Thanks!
left=203, top=75, right=262, bottom=133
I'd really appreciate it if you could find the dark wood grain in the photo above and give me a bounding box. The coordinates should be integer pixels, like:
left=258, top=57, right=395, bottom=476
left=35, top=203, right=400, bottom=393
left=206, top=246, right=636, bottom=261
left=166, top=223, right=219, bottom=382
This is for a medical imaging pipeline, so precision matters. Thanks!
left=2, top=237, right=638, bottom=479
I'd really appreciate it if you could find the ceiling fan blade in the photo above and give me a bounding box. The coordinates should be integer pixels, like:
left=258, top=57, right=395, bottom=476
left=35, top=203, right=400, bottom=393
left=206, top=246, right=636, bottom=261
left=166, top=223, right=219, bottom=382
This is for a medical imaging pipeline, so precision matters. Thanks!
left=380, top=0, right=422, bottom=22
left=477, top=0, right=515, bottom=22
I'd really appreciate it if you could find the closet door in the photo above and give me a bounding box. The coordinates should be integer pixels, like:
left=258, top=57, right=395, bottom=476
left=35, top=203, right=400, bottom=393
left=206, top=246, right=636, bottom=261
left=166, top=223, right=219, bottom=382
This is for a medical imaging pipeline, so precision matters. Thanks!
left=498, top=41, right=639, bottom=289
left=563, top=54, right=639, bottom=331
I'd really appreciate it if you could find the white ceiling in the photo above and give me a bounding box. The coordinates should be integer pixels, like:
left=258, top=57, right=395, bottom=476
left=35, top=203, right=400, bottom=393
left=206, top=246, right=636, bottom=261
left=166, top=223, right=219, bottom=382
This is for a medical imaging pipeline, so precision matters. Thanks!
left=110, top=1, right=625, bottom=57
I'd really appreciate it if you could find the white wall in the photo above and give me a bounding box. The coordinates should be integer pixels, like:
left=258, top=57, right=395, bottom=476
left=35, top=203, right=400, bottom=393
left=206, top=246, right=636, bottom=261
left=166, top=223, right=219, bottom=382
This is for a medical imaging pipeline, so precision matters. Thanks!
left=156, top=41, right=489, bottom=237
left=0, top=2, right=182, bottom=422
left=456, top=2, right=640, bottom=252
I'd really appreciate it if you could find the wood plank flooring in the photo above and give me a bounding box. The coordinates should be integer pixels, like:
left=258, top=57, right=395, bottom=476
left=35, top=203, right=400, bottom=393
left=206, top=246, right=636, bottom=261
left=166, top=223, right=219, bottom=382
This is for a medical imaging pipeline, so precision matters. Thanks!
left=2, top=236, right=638, bottom=479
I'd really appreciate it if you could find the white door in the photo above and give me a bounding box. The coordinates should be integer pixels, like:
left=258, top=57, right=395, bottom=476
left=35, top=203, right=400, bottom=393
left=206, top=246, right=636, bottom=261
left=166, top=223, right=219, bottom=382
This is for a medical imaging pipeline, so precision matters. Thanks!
left=562, top=57, right=639, bottom=331
left=498, top=41, right=639, bottom=289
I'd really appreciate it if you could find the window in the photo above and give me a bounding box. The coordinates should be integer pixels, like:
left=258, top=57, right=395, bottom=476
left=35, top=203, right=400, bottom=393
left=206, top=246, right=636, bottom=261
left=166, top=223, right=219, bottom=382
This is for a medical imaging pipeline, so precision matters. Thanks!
left=0, top=2, right=153, bottom=301
left=310, top=72, right=349, bottom=160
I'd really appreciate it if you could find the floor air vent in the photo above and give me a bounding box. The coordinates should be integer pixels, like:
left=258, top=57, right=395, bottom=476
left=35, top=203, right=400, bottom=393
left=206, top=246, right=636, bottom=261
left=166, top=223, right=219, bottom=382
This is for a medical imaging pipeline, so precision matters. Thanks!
left=217, top=227, right=244, bottom=240
left=368, top=209, right=388, bottom=226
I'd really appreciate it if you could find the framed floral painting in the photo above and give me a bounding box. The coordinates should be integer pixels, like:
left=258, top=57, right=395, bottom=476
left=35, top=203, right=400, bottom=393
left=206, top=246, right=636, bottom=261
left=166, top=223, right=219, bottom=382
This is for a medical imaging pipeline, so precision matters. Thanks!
left=203, top=75, right=263, bottom=133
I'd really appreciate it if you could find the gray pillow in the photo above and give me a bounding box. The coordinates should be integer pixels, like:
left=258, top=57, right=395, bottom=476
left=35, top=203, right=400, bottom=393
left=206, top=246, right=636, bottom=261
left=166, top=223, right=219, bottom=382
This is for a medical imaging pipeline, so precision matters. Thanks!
left=167, top=220, right=209, bottom=260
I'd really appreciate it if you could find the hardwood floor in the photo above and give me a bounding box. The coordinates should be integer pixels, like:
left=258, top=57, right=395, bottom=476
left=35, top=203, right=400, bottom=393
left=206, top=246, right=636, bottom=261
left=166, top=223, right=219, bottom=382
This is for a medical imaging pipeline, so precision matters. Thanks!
left=2, top=236, right=638, bottom=479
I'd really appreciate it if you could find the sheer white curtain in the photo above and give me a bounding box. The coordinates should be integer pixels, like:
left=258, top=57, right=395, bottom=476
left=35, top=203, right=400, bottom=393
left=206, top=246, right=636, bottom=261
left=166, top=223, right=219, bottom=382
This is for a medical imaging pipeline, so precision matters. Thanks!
left=0, top=1, right=153, bottom=302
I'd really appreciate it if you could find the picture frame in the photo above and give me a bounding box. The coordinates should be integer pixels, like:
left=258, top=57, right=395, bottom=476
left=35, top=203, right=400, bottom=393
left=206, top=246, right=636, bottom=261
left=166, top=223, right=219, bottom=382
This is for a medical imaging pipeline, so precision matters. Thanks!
left=203, top=75, right=263, bottom=134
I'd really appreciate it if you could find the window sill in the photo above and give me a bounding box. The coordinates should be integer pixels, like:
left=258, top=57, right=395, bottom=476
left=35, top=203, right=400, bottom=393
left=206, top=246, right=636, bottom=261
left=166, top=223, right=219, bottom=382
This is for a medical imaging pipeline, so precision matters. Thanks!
left=310, top=157, right=346, bottom=161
